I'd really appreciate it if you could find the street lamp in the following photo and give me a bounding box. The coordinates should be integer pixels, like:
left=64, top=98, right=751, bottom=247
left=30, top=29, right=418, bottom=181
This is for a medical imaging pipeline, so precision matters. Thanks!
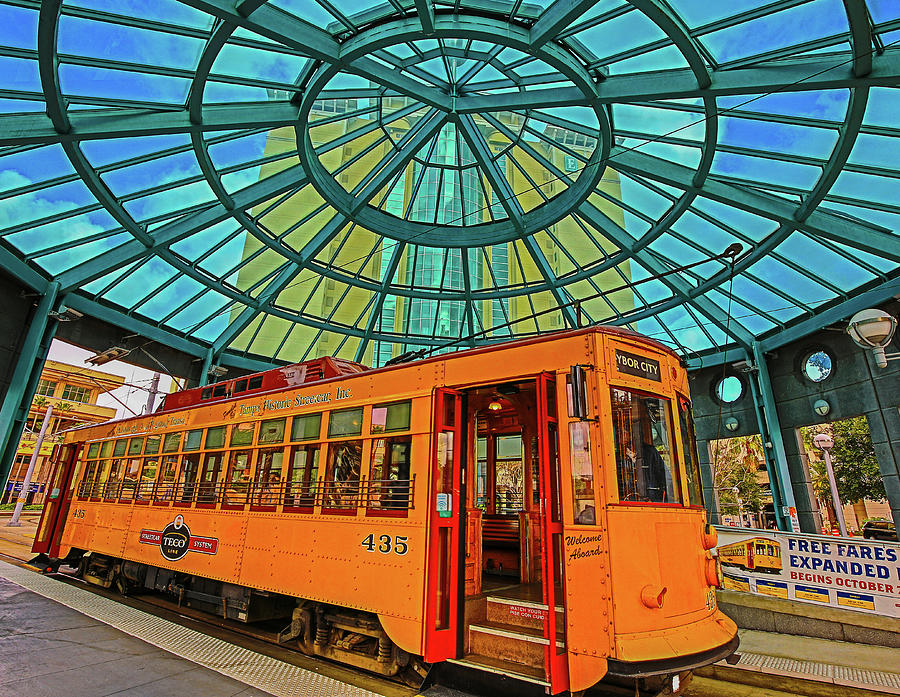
left=813, top=433, right=848, bottom=536
left=847, top=309, right=898, bottom=369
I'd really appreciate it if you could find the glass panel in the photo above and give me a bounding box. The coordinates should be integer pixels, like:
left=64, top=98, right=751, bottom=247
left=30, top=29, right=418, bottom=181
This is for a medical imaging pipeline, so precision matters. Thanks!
left=138, top=458, right=157, bottom=500
left=184, top=429, right=203, bottom=451
left=371, top=401, right=411, bottom=433
left=324, top=441, right=362, bottom=508
left=128, top=438, right=143, bottom=455
left=291, top=413, right=322, bottom=441
left=144, top=435, right=161, bottom=455
left=569, top=422, right=594, bottom=524
left=231, top=422, right=255, bottom=446
left=224, top=451, right=253, bottom=504
left=369, top=437, right=411, bottom=509
left=475, top=437, right=487, bottom=511
left=328, top=408, right=363, bottom=438
left=162, top=432, right=182, bottom=453
left=611, top=388, right=680, bottom=504
left=206, top=426, right=226, bottom=449
left=253, top=448, right=284, bottom=505
left=287, top=445, right=319, bottom=507
left=155, top=455, right=179, bottom=500
left=677, top=395, right=704, bottom=507
left=113, top=439, right=127, bottom=457
left=495, top=435, right=523, bottom=514
left=198, top=452, right=224, bottom=504
left=120, top=458, right=142, bottom=499
left=87, top=442, right=100, bottom=459
left=259, top=418, right=286, bottom=444
left=177, top=454, right=200, bottom=503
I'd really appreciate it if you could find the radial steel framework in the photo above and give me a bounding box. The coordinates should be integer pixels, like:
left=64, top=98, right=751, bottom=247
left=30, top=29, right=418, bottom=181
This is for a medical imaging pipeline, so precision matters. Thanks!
left=0, top=0, right=898, bottom=372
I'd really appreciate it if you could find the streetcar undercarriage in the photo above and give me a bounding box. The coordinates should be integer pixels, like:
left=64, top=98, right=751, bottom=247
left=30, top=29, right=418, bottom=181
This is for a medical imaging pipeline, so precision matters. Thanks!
left=67, top=550, right=426, bottom=683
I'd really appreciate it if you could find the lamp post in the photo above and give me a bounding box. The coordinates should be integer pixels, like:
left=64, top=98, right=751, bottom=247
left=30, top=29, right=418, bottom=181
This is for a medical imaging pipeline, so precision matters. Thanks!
left=813, top=433, right=847, bottom=537
left=8, top=404, right=53, bottom=527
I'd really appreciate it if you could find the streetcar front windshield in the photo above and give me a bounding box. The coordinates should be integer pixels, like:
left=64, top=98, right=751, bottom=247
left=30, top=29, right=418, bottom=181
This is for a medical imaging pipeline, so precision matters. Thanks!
left=611, top=388, right=681, bottom=504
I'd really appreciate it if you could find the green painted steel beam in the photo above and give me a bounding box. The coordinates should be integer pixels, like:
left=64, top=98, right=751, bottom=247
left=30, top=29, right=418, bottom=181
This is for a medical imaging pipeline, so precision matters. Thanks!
left=455, top=49, right=900, bottom=112
left=843, top=0, right=873, bottom=77
left=0, top=102, right=302, bottom=147
left=751, top=341, right=800, bottom=532
left=519, top=236, right=578, bottom=329
left=0, top=282, right=59, bottom=488
left=414, top=0, right=435, bottom=34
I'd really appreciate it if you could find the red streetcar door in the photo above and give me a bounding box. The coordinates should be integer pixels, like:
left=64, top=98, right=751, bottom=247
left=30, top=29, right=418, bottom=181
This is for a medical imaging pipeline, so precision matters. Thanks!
left=424, top=387, right=463, bottom=663
left=32, top=443, right=80, bottom=557
left=537, top=372, right=569, bottom=694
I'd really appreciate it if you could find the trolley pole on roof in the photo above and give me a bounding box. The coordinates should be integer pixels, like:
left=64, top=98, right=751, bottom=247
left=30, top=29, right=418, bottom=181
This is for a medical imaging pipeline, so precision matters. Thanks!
left=146, top=372, right=161, bottom=414
left=8, top=404, right=52, bottom=527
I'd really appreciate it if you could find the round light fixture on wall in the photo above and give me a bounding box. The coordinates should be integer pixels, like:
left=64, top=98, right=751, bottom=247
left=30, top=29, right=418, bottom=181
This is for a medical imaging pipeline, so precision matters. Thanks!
left=813, top=399, right=831, bottom=417
left=847, top=309, right=898, bottom=368
left=724, top=416, right=739, bottom=432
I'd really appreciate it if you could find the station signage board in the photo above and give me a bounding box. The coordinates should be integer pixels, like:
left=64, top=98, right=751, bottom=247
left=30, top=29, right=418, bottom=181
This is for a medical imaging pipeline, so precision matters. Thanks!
left=714, top=527, right=900, bottom=618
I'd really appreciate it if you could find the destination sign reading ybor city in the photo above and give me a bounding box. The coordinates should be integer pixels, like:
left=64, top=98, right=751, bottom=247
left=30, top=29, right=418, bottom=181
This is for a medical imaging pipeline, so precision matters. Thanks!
left=615, top=349, right=661, bottom=382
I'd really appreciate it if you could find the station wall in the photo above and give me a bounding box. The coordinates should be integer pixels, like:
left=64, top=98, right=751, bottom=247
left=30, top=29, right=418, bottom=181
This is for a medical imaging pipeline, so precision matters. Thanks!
left=690, top=305, right=900, bottom=535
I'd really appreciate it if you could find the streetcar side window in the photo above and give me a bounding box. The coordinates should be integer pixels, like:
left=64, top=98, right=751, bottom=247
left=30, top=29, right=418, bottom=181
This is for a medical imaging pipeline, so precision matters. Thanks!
left=231, top=422, right=255, bottom=446
left=677, top=395, right=704, bottom=506
left=259, top=418, right=286, bottom=444
left=205, top=426, right=226, bottom=449
left=329, top=408, right=363, bottom=438
left=113, top=439, right=127, bottom=457
left=162, top=432, right=182, bottom=453
left=253, top=448, right=284, bottom=506
left=224, top=450, right=253, bottom=505
left=611, top=388, right=681, bottom=504
left=371, top=401, right=411, bottom=433
left=138, top=457, right=157, bottom=500
left=286, top=444, right=319, bottom=507
left=128, top=438, right=143, bottom=456
left=144, top=435, right=161, bottom=455
left=323, top=440, right=362, bottom=509
left=291, top=413, right=321, bottom=441
left=155, top=455, right=179, bottom=501
left=369, top=437, right=412, bottom=510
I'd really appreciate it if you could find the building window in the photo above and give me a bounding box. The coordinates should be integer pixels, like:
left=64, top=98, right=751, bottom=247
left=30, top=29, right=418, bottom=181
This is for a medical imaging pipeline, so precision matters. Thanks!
left=60, top=384, right=91, bottom=403
left=35, top=379, right=57, bottom=397
left=803, top=350, right=833, bottom=382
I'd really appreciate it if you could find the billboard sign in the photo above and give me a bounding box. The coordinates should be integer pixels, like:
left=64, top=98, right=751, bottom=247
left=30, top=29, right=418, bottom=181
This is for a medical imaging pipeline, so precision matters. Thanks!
left=714, top=526, right=900, bottom=618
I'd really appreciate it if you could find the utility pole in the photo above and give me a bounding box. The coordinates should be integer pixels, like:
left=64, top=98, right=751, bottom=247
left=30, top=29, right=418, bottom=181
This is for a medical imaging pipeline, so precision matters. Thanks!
left=145, top=371, right=161, bottom=414
left=8, top=404, right=52, bottom=527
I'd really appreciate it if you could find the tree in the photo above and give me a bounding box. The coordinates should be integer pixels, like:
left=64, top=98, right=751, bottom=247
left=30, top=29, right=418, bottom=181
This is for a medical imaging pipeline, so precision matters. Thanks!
left=802, top=417, right=886, bottom=529
left=710, top=435, right=767, bottom=522
left=829, top=416, right=886, bottom=503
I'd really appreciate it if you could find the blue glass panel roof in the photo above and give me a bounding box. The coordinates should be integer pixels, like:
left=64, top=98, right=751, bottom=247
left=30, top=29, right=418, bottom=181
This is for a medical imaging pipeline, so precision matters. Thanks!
left=0, top=0, right=896, bottom=370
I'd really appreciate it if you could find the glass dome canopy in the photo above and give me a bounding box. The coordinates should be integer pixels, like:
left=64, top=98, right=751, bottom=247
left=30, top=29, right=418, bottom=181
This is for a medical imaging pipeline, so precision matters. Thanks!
left=0, top=0, right=898, bottom=370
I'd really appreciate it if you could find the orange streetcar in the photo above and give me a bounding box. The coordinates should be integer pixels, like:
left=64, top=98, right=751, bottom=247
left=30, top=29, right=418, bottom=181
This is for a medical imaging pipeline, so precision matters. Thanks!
left=33, top=327, right=737, bottom=695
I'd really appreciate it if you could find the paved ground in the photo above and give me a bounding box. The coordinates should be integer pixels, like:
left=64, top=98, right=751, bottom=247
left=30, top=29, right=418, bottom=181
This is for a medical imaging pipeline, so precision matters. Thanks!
left=0, top=513, right=39, bottom=561
left=0, top=574, right=276, bottom=697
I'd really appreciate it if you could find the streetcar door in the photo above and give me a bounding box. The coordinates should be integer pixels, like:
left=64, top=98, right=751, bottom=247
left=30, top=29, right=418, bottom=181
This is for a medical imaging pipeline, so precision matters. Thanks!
left=424, top=387, right=463, bottom=663
left=536, top=372, right=569, bottom=693
left=32, top=443, right=80, bottom=557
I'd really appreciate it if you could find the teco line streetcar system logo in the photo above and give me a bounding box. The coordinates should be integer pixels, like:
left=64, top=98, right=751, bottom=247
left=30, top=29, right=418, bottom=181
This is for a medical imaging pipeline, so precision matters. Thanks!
left=139, top=515, right=218, bottom=561
left=615, top=349, right=661, bottom=382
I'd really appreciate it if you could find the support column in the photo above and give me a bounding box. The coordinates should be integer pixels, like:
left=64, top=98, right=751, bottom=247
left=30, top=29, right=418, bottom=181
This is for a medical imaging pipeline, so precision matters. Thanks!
left=862, top=350, right=900, bottom=532
left=0, top=283, right=60, bottom=489
left=749, top=342, right=803, bottom=532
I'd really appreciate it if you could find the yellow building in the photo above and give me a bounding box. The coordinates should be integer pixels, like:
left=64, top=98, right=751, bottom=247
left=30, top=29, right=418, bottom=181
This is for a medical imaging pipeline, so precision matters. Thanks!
left=4, top=361, right=124, bottom=505
left=232, top=95, right=630, bottom=365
